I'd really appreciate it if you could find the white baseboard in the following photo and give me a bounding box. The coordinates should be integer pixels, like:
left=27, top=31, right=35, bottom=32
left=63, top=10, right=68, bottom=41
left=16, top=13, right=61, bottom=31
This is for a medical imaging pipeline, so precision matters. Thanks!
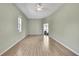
left=49, top=35, right=79, bottom=56
left=0, top=35, right=28, bottom=56
left=28, top=34, right=41, bottom=36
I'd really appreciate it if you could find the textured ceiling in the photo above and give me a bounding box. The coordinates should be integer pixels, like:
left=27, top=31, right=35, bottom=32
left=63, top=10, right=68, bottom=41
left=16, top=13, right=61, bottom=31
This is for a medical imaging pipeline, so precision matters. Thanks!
left=16, top=3, right=63, bottom=19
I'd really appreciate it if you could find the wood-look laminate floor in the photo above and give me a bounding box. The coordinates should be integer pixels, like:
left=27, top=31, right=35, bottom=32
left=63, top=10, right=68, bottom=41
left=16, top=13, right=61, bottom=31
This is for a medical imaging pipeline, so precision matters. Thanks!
left=2, top=35, right=77, bottom=56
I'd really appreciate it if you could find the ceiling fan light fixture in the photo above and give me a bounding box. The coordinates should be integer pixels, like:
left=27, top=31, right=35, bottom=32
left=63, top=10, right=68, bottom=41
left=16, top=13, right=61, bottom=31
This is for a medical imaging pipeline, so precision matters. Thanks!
left=36, top=3, right=44, bottom=11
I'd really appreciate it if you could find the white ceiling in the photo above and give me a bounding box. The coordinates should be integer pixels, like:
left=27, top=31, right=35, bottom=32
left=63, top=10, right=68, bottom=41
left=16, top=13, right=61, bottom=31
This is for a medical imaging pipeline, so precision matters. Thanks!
left=16, top=3, right=63, bottom=19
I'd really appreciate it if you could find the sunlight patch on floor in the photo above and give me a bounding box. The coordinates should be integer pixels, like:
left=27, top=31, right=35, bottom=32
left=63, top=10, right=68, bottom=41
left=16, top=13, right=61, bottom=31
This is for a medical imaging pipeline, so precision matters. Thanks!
left=43, top=35, right=49, bottom=50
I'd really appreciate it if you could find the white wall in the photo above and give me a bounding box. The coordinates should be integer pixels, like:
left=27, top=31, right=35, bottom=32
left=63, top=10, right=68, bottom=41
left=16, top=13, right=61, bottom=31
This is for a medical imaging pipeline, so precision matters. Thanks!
left=28, top=19, right=42, bottom=35
left=45, top=4, right=79, bottom=55
left=0, top=3, right=28, bottom=54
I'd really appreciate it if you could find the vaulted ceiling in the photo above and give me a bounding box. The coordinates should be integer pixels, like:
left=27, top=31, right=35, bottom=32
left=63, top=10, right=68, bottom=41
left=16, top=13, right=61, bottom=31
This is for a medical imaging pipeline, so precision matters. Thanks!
left=16, top=3, right=63, bottom=19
